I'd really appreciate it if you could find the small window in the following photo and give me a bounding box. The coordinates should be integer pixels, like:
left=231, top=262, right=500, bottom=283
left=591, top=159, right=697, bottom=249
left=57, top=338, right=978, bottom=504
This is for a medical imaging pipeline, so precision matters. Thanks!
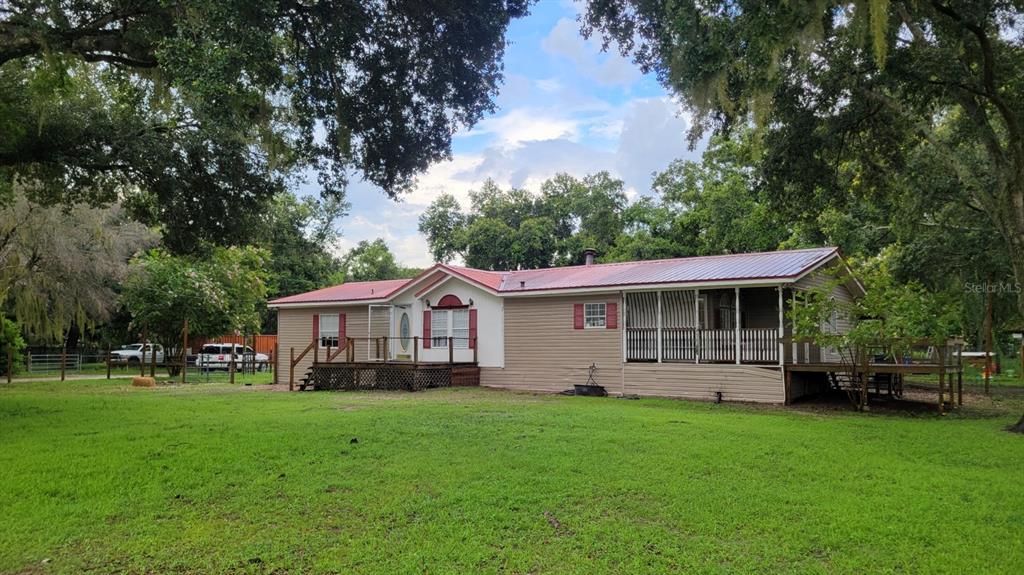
left=319, top=314, right=339, bottom=348
left=584, top=303, right=606, bottom=328
left=452, top=309, right=469, bottom=349
left=431, top=309, right=449, bottom=347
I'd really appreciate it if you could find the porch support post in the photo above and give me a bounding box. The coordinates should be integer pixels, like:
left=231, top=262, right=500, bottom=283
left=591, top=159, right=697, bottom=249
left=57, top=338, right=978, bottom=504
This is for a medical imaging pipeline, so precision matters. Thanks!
left=777, top=286, right=785, bottom=367
left=734, top=287, right=741, bottom=364
left=694, top=288, right=700, bottom=364
left=656, top=291, right=662, bottom=363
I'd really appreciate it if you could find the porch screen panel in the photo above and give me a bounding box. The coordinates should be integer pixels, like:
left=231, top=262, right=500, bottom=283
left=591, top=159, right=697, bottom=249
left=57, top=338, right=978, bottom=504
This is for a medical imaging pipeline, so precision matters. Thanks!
left=625, top=292, right=658, bottom=361
left=661, top=290, right=697, bottom=361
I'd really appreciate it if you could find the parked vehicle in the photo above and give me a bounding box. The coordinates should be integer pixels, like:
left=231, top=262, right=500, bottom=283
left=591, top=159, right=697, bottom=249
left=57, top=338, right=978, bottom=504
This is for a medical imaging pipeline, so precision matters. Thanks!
left=194, top=344, right=270, bottom=371
left=109, top=343, right=164, bottom=366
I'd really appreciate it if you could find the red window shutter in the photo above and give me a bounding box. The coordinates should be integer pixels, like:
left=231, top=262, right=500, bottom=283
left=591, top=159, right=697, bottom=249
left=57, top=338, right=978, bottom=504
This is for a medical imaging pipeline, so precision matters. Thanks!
left=469, top=309, right=478, bottom=348
left=606, top=302, right=618, bottom=329
left=312, top=314, right=320, bottom=343
left=573, top=304, right=584, bottom=329
left=422, top=310, right=431, bottom=349
left=338, top=313, right=346, bottom=343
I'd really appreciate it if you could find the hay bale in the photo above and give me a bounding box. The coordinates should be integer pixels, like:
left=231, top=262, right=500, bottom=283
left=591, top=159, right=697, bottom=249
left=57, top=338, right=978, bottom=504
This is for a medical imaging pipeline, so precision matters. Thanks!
left=131, top=376, right=157, bottom=388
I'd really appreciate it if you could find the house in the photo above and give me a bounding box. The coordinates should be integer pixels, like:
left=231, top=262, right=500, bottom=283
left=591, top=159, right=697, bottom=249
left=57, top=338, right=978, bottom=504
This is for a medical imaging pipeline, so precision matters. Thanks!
left=267, top=246, right=865, bottom=403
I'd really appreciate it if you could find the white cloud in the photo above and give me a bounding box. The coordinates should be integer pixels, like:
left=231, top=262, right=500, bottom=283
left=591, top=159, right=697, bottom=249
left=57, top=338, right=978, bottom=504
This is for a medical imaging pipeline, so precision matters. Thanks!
left=462, top=108, right=579, bottom=146
left=541, top=18, right=640, bottom=87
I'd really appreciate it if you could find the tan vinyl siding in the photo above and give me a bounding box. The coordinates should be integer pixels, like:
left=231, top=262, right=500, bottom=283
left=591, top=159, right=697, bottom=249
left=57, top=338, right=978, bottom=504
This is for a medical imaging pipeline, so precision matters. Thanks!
left=623, top=363, right=785, bottom=403
left=792, top=267, right=858, bottom=363
left=481, top=292, right=786, bottom=403
left=275, top=305, right=368, bottom=384
left=480, top=294, right=622, bottom=392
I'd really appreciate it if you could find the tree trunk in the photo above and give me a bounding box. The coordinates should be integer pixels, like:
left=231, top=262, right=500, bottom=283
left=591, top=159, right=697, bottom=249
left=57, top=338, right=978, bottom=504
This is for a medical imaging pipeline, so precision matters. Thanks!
left=998, top=178, right=1024, bottom=432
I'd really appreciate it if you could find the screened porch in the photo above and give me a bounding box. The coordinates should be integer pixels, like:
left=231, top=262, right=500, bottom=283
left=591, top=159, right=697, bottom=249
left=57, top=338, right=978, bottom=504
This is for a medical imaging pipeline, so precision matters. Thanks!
left=624, top=287, right=782, bottom=364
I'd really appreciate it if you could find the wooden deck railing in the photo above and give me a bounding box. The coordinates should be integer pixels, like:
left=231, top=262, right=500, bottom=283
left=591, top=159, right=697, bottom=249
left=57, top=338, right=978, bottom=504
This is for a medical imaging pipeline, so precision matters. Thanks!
left=626, top=327, right=779, bottom=364
left=287, top=336, right=478, bottom=390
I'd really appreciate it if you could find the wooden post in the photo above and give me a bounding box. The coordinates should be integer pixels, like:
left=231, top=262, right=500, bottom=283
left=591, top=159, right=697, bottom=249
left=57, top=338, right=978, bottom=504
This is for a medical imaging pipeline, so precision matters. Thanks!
left=60, top=347, right=66, bottom=382
left=957, top=341, right=963, bottom=407
left=777, top=286, right=785, bottom=368
left=149, top=340, right=156, bottom=378
left=937, top=344, right=946, bottom=415
left=229, top=351, right=235, bottom=384
left=383, top=336, right=389, bottom=362
left=448, top=336, right=454, bottom=364
left=289, top=347, right=295, bottom=391
left=181, top=318, right=188, bottom=385
left=859, top=347, right=869, bottom=411
left=105, top=344, right=111, bottom=380
left=313, top=341, right=319, bottom=365
left=326, top=341, right=332, bottom=365
left=734, top=286, right=741, bottom=364
left=6, top=346, right=12, bottom=384
left=140, top=328, right=147, bottom=377
left=983, top=280, right=994, bottom=395
left=413, top=336, right=419, bottom=364
left=473, top=338, right=478, bottom=364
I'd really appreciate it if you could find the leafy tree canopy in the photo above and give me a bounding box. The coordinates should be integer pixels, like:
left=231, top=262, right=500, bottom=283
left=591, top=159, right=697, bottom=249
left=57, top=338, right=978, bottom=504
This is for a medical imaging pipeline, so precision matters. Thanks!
left=0, top=194, right=157, bottom=342
left=332, top=238, right=419, bottom=284
left=121, top=246, right=268, bottom=349
left=583, top=0, right=1024, bottom=318
left=0, top=0, right=530, bottom=252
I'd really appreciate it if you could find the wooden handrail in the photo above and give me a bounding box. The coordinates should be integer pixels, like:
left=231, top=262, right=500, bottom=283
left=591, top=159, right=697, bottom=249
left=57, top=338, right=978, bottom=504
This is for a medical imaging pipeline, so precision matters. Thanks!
left=291, top=339, right=316, bottom=367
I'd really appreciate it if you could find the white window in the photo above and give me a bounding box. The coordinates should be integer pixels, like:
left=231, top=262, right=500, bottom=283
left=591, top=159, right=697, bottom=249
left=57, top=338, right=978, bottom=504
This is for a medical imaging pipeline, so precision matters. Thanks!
left=452, top=309, right=470, bottom=349
left=827, top=298, right=839, bottom=334
left=319, top=314, right=339, bottom=348
left=584, top=303, right=606, bottom=328
left=431, top=309, right=449, bottom=348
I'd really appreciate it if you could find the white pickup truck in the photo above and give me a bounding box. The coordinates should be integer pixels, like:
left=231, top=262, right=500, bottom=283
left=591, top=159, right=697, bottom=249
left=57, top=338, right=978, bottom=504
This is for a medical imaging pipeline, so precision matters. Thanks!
left=110, top=343, right=164, bottom=366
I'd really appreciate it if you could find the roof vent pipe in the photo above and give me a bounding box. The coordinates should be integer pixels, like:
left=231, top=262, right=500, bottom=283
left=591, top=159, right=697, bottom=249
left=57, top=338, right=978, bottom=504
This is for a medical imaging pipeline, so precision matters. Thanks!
left=583, top=248, right=597, bottom=266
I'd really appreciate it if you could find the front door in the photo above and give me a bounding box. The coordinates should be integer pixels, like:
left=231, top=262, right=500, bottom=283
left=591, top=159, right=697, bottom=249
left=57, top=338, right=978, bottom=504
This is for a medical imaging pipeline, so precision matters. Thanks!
left=391, top=305, right=413, bottom=361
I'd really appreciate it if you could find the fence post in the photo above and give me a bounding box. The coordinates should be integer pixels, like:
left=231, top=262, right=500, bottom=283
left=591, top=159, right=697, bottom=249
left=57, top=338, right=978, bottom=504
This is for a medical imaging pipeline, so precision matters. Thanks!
left=105, top=344, right=111, bottom=379
left=273, top=342, right=279, bottom=385
left=448, top=337, right=453, bottom=364
left=289, top=347, right=295, bottom=391
left=150, top=341, right=156, bottom=378
left=140, top=328, right=147, bottom=377
left=181, top=318, right=188, bottom=385
left=937, top=344, right=945, bottom=415
left=6, top=346, right=11, bottom=384
left=229, top=351, right=236, bottom=384
left=60, top=347, right=66, bottom=382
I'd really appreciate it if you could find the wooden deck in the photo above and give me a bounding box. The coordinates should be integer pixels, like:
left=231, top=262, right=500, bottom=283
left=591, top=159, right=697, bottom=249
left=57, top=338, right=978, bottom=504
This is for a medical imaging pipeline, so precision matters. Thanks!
left=301, top=361, right=480, bottom=391
left=784, top=360, right=963, bottom=412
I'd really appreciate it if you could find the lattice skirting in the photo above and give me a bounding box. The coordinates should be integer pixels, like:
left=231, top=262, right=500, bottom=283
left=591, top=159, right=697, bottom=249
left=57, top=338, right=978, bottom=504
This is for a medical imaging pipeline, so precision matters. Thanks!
left=309, top=364, right=479, bottom=391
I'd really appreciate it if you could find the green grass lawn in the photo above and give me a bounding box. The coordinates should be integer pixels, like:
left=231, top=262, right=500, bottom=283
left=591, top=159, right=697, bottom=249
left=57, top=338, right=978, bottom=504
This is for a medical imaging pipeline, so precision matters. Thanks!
left=1, top=380, right=1023, bottom=574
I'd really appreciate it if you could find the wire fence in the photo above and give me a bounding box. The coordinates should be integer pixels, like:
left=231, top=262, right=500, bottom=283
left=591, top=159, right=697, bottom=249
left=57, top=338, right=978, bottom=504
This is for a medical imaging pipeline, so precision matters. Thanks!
left=10, top=346, right=275, bottom=385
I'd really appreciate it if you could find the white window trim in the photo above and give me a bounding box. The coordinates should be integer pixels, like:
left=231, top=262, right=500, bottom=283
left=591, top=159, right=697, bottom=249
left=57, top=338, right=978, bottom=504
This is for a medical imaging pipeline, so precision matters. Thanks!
left=319, top=313, right=340, bottom=348
left=431, top=309, right=449, bottom=348
left=584, top=302, right=606, bottom=329
left=452, top=309, right=470, bottom=349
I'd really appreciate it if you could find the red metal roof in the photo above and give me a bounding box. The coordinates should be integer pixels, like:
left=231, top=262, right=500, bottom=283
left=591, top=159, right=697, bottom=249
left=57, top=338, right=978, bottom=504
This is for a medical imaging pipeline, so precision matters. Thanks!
left=268, top=278, right=408, bottom=305
left=269, top=247, right=839, bottom=305
left=442, top=265, right=505, bottom=291
left=498, top=247, right=838, bottom=293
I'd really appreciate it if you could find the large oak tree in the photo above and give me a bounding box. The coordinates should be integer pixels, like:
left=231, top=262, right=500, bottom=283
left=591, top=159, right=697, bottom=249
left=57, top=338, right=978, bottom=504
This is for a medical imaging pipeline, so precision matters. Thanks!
left=0, top=0, right=529, bottom=252
left=584, top=0, right=1024, bottom=431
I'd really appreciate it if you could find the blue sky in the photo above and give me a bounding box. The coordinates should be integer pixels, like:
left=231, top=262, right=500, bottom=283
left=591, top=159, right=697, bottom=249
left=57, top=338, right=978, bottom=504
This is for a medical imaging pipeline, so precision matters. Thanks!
left=321, top=1, right=703, bottom=267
